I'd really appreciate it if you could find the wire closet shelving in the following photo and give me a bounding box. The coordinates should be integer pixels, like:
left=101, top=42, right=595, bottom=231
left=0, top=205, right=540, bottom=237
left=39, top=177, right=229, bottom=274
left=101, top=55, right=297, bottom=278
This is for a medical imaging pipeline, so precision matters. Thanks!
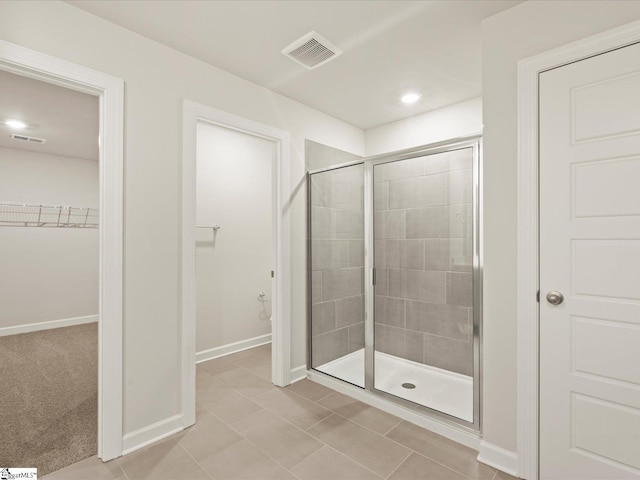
left=0, top=202, right=99, bottom=228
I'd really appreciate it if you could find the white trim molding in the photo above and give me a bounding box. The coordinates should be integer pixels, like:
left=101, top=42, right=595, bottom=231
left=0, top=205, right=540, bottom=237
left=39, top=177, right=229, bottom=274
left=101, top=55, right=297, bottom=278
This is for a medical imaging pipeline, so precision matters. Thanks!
left=517, top=19, right=640, bottom=480
left=290, top=365, right=307, bottom=384
left=0, top=40, right=124, bottom=461
left=478, top=441, right=518, bottom=477
left=181, top=100, right=292, bottom=429
left=196, top=335, right=271, bottom=364
left=122, top=414, right=184, bottom=456
left=0, top=315, right=98, bottom=337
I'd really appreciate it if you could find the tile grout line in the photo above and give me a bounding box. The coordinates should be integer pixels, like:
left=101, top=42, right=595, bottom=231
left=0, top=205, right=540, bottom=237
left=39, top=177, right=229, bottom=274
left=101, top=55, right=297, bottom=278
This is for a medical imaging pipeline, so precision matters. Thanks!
left=329, top=411, right=412, bottom=449
left=381, top=418, right=404, bottom=436
left=205, top=405, right=323, bottom=477
left=203, top=370, right=337, bottom=436
left=384, top=450, right=414, bottom=480
left=306, top=411, right=415, bottom=476
left=201, top=350, right=485, bottom=480
left=302, top=411, right=335, bottom=433
left=392, top=443, right=485, bottom=480
left=172, top=440, right=216, bottom=480
left=330, top=413, right=486, bottom=480
left=322, top=444, right=386, bottom=480
left=118, top=458, right=132, bottom=480
left=224, top=373, right=458, bottom=479
left=310, top=388, right=344, bottom=405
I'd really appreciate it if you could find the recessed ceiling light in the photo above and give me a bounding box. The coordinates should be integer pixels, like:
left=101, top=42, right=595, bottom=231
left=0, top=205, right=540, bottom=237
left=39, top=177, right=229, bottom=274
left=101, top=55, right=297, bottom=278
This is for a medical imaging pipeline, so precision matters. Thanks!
left=401, top=93, right=421, bottom=104
left=5, top=119, right=27, bottom=129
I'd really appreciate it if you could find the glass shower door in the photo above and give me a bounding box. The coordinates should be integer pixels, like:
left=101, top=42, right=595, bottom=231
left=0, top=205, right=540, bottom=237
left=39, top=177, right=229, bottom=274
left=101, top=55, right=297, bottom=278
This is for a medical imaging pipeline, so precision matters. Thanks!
left=308, top=163, right=365, bottom=387
left=372, top=147, right=475, bottom=422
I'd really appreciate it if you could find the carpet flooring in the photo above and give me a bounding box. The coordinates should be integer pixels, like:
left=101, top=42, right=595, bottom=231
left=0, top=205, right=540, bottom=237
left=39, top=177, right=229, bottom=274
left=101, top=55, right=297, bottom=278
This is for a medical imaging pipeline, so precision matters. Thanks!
left=0, top=323, right=97, bottom=476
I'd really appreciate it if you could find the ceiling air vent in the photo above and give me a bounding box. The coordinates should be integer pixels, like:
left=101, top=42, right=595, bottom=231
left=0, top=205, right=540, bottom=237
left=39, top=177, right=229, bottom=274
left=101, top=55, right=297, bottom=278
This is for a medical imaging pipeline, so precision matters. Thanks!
left=10, top=133, right=46, bottom=144
left=282, top=31, right=342, bottom=69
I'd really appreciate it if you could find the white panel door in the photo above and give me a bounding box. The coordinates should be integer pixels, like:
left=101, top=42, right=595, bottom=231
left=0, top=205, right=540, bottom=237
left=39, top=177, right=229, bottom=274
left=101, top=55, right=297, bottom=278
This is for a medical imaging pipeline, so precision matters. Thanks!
left=539, top=42, right=640, bottom=479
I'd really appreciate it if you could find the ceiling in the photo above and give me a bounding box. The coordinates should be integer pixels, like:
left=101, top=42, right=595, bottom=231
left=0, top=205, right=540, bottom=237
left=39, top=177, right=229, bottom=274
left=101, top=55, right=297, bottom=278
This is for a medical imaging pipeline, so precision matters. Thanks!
left=0, top=69, right=98, bottom=160
left=67, top=0, right=520, bottom=130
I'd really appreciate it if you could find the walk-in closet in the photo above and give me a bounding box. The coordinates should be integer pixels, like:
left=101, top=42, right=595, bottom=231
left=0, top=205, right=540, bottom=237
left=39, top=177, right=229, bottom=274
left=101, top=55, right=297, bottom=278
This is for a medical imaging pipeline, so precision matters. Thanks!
left=0, top=69, right=99, bottom=476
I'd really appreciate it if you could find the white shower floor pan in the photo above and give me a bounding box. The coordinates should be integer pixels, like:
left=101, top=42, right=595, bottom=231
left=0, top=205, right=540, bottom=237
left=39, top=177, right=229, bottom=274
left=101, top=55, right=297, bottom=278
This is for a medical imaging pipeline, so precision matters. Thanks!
left=316, top=349, right=473, bottom=422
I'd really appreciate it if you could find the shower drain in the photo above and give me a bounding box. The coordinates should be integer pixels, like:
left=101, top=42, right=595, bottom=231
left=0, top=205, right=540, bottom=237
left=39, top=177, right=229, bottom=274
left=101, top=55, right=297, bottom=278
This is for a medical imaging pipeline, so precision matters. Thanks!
left=401, top=383, right=416, bottom=389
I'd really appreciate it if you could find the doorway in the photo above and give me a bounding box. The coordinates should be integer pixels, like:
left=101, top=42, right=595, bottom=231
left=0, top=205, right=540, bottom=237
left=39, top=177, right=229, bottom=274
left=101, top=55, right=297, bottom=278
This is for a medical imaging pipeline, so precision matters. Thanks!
left=181, top=101, right=291, bottom=428
left=195, top=122, right=275, bottom=370
left=0, top=40, right=124, bottom=465
left=0, top=69, right=100, bottom=476
left=517, top=22, right=640, bottom=480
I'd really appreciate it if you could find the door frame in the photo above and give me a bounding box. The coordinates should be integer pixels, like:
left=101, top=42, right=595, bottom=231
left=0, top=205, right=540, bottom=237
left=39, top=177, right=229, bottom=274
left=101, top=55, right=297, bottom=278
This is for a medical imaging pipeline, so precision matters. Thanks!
left=181, top=100, right=291, bottom=427
left=0, top=40, right=124, bottom=460
left=516, top=19, right=640, bottom=480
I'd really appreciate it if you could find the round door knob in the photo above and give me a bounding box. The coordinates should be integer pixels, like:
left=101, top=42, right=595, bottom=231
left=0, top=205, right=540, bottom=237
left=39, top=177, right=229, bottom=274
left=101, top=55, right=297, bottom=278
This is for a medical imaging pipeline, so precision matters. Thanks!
left=546, top=291, right=564, bottom=305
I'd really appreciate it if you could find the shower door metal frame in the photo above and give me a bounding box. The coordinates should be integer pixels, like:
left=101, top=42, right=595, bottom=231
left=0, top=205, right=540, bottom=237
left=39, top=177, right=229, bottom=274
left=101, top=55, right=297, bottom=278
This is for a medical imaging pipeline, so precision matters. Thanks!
left=306, top=159, right=366, bottom=390
left=307, top=134, right=482, bottom=432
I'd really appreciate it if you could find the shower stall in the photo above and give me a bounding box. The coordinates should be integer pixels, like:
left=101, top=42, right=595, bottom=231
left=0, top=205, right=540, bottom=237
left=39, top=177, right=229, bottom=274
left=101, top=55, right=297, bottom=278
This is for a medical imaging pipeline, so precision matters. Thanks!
left=307, top=135, right=481, bottom=429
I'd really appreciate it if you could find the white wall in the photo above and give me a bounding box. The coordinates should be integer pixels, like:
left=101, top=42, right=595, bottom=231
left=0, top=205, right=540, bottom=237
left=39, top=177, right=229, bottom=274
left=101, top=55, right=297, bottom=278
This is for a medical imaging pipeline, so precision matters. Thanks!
left=482, top=0, right=640, bottom=454
left=0, top=147, right=98, bottom=330
left=0, top=0, right=364, bottom=439
left=365, top=97, right=482, bottom=156
left=196, top=123, right=273, bottom=354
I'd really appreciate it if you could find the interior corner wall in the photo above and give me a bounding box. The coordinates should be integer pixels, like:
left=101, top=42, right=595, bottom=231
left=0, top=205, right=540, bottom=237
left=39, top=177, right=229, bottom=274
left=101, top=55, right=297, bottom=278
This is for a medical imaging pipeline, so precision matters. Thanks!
left=0, top=147, right=98, bottom=330
left=0, top=0, right=365, bottom=441
left=482, top=0, right=640, bottom=454
left=364, top=97, right=482, bottom=156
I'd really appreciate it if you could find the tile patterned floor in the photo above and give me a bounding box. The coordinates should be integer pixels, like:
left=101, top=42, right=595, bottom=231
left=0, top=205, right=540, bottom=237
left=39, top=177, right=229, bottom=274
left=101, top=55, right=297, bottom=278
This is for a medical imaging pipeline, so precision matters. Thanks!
left=44, top=344, right=518, bottom=480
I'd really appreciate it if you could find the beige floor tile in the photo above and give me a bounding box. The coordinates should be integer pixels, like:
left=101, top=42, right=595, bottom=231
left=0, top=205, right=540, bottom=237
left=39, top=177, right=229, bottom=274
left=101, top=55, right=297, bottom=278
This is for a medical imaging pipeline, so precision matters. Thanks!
left=229, top=350, right=271, bottom=369
left=176, top=411, right=242, bottom=463
left=196, top=380, right=238, bottom=405
left=199, top=386, right=263, bottom=424
left=386, top=421, right=496, bottom=479
left=231, top=409, right=323, bottom=469
left=318, top=392, right=402, bottom=434
left=290, top=446, right=383, bottom=480
left=118, top=438, right=210, bottom=480
left=215, top=367, right=275, bottom=397
left=389, top=452, right=466, bottom=480
left=252, top=388, right=332, bottom=430
left=194, top=402, right=209, bottom=420
left=196, top=369, right=222, bottom=391
left=307, top=414, right=411, bottom=478
left=43, top=344, right=499, bottom=480
left=225, top=344, right=270, bottom=363
left=284, top=378, right=334, bottom=402
left=252, top=343, right=271, bottom=354
left=42, top=455, right=124, bottom=480
left=494, top=470, right=519, bottom=480
left=199, top=440, right=295, bottom=480
left=197, top=357, right=238, bottom=377
left=247, top=361, right=272, bottom=380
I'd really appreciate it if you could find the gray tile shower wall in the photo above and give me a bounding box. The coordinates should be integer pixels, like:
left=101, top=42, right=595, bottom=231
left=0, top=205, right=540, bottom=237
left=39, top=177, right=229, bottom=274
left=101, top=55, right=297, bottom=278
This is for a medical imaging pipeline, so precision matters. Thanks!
left=374, top=148, right=474, bottom=376
left=307, top=141, right=475, bottom=377
left=307, top=141, right=364, bottom=368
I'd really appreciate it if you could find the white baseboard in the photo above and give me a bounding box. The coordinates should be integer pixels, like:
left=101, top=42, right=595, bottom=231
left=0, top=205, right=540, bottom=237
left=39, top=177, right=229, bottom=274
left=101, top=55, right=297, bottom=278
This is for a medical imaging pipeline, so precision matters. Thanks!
left=290, top=365, right=307, bottom=383
left=477, top=440, right=519, bottom=477
left=122, top=414, right=184, bottom=455
left=196, top=333, right=271, bottom=364
left=0, top=314, right=98, bottom=337
left=307, top=370, right=481, bottom=451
